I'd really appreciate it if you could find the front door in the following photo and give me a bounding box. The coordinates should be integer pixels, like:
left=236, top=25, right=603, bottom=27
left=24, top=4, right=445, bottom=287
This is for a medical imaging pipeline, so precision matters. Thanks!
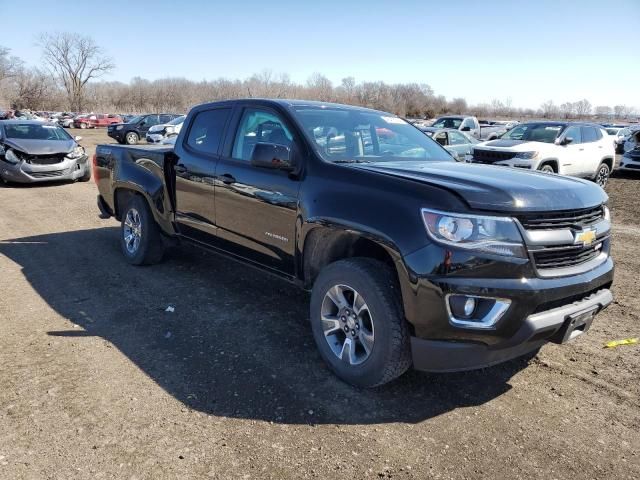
left=214, top=106, right=301, bottom=275
left=174, top=107, right=232, bottom=242
left=559, top=125, right=584, bottom=176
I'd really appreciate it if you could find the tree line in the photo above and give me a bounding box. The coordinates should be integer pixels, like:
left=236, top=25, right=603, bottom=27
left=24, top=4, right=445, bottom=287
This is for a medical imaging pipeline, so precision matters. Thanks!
left=0, top=33, right=636, bottom=121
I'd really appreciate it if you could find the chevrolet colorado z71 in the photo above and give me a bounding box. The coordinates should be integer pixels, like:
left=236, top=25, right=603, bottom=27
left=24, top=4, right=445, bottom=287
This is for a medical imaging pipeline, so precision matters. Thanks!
left=94, top=99, right=614, bottom=387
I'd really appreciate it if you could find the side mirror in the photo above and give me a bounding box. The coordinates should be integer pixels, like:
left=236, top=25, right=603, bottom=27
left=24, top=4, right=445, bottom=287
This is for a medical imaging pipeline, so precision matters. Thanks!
left=460, top=126, right=471, bottom=132
left=74, top=136, right=82, bottom=142
left=251, top=143, right=293, bottom=171
left=557, top=137, right=573, bottom=145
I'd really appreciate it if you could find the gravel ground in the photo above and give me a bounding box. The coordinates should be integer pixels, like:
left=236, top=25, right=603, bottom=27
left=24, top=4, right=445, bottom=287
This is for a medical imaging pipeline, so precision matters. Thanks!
left=0, top=129, right=638, bottom=479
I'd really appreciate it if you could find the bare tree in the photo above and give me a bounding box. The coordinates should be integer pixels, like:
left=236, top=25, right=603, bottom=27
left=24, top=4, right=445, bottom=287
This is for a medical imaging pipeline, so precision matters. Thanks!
left=574, top=99, right=592, bottom=118
left=594, top=105, right=612, bottom=118
left=613, top=105, right=625, bottom=119
left=11, top=67, right=57, bottom=110
left=0, top=46, right=22, bottom=83
left=39, top=32, right=114, bottom=111
left=540, top=100, right=559, bottom=118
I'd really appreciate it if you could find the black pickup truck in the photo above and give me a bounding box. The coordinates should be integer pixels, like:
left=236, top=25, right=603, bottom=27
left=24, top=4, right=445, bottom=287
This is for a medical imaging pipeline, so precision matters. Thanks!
left=94, top=99, right=614, bottom=387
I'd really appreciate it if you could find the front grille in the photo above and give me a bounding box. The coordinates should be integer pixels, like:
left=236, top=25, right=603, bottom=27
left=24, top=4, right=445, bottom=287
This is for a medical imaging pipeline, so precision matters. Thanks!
left=623, top=163, right=640, bottom=170
left=26, top=154, right=66, bottom=165
left=532, top=242, right=604, bottom=269
left=30, top=170, right=66, bottom=178
left=472, top=149, right=517, bottom=163
left=517, top=206, right=604, bottom=230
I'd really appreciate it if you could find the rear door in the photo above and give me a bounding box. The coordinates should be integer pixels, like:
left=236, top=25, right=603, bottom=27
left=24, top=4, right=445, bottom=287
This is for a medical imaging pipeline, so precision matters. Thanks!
left=173, top=106, right=233, bottom=242
left=213, top=105, right=301, bottom=275
left=580, top=126, right=603, bottom=176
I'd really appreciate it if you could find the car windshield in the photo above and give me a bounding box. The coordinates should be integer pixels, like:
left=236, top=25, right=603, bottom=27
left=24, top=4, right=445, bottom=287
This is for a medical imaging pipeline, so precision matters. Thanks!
left=127, top=115, right=144, bottom=124
left=501, top=123, right=564, bottom=143
left=605, top=128, right=619, bottom=135
left=169, top=115, right=186, bottom=126
left=431, top=117, right=463, bottom=129
left=293, top=107, right=453, bottom=164
left=3, top=124, right=71, bottom=141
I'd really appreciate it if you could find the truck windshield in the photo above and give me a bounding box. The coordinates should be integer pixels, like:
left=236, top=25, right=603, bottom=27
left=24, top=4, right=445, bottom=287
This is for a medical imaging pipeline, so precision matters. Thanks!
left=432, top=117, right=463, bottom=129
left=501, top=123, right=564, bottom=143
left=293, top=107, right=453, bottom=163
left=4, top=124, right=71, bottom=141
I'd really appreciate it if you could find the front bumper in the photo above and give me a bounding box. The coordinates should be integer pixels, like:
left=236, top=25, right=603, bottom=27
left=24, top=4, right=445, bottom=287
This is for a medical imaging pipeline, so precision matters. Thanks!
left=107, top=129, right=124, bottom=142
left=0, top=155, right=89, bottom=183
left=398, top=239, right=614, bottom=372
left=146, top=133, right=165, bottom=143
left=411, top=288, right=613, bottom=372
left=618, top=153, right=640, bottom=172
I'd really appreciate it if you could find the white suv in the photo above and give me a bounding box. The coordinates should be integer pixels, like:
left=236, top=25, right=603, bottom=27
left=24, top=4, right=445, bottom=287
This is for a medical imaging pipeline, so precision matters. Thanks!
left=470, top=122, right=615, bottom=187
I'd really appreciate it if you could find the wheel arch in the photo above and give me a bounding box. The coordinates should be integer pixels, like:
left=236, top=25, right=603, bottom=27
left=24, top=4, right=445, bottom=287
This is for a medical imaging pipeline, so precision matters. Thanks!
left=539, top=158, right=559, bottom=172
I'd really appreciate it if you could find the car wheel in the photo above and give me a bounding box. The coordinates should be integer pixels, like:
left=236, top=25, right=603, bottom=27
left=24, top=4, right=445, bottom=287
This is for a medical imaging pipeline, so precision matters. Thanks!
left=120, top=195, right=164, bottom=265
left=539, top=163, right=556, bottom=174
left=595, top=163, right=610, bottom=188
left=79, top=123, right=87, bottom=129
left=78, top=163, right=92, bottom=182
left=125, top=132, right=139, bottom=145
left=310, top=258, right=411, bottom=388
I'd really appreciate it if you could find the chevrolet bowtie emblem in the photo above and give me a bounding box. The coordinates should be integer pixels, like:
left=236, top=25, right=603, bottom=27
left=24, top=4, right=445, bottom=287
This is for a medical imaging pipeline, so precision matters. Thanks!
left=574, top=229, right=596, bottom=246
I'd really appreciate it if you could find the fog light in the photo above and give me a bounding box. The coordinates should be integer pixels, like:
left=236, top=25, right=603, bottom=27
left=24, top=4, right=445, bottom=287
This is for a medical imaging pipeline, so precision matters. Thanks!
left=463, top=297, right=476, bottom=317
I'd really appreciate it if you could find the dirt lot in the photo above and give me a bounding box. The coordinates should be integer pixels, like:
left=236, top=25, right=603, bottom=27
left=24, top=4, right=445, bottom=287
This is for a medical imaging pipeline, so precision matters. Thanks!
left=0, top=128, right=638, bottom=479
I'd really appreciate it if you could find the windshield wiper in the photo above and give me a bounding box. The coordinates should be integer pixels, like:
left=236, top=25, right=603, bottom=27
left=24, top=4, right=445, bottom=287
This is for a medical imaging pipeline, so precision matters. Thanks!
left=332, top=159, right=372, bottom=164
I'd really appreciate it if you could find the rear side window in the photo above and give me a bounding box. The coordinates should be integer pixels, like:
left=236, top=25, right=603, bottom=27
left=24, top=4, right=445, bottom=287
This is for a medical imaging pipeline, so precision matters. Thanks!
left=582, top=127, right=600, bottom=143
left=185, top=108, right=231, bottom=154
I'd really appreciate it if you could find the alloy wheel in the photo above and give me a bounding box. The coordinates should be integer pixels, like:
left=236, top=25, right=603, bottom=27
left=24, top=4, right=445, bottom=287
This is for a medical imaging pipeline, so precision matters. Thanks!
left=321, top=284, right=375, bottom=365
left=123, top=208, right=142, bottom=254
left=596, top=165, right=609, bottom=188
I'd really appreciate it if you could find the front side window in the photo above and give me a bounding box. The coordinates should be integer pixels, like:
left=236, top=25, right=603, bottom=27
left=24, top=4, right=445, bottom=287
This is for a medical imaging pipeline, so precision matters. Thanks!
left=185, top=108, right=231, bottom=154
left=461, top=118, right=475, bottom=129
left=294, top=107, right=453, bottom=164
left=448, top=131, right=469, bottom=145
left=563, top=126, right=582, bottom=144
left=232, top=109, right=293, bottom=161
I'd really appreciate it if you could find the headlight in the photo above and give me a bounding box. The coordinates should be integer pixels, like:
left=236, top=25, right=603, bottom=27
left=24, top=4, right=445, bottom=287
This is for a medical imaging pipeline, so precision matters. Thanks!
left=66, top=146, right=85, bottom=159
left=165, top=126, right=175, bottom=135
left=421, top=209, right=526, bottom=258
left=604, top=205, right=611, bottom=222
left=4, top=149, right=20, bottom=164
left=514, top=151, right=538, bottom=160
left=116, top=125, right=123, bottom=130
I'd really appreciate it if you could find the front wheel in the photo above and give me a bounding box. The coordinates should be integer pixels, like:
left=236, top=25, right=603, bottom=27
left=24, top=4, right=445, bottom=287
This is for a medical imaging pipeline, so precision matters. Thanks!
left=79, top=123, right=87, bottom=129
left=310, top=258, right=411, bottom=388
left=125, top=132, right=139, bottom=145
left=594, top=163, right=610, bottom=188
left=539, top=163, right=556, bottom=174
left=120, top=195, right=165, bottom=265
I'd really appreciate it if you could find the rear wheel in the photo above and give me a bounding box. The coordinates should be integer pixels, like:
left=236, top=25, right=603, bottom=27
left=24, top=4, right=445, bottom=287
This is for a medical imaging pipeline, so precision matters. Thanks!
left=78, top=162, right=91, bottom=182
left=79, top=122, right=87, bottom=129
left=594, top=162, right=610, bottom=188
left=125, top=132, right=139, bottom=145
left=310, top=258, right=411, bottom=388
left=120, top=195, right=164, bottom=265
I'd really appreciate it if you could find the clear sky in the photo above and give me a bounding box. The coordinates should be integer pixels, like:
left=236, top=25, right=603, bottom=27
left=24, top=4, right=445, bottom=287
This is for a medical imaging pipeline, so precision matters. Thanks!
left=1, top=0, right=639, bottom=109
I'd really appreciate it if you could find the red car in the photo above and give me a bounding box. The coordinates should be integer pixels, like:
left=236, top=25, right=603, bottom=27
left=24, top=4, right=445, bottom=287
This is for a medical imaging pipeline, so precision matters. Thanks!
left=74, top=114, right=122, bottom=129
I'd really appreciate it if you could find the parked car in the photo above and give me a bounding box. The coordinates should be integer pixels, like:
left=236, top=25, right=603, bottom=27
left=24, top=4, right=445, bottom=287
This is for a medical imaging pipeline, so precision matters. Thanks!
left=93, top=99, right=613, bottom=387
left=418, top=127, right=479, bottom=160
left=621, top=129, right=640, bottom=156
left=618, top=139, right=640, bottom=173
left=108, top=114, right=182, bottom=145
left=431, top=115, right=505, bottom=140
left=0, top=120, right=90, bottom=184
left=470, top=122, right=615, bottom=187
left=605, top=127, right=631, bottom=154
left=146, top=115, right=186, bottom=143
left=74, top=113, right=122, bottom=129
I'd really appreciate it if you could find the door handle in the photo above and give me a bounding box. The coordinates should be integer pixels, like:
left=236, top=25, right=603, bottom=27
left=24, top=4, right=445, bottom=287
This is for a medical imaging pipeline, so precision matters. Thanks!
left=219, top=173, right=236, bottom=185
left=175, top=164, right=187, bottom=175
left=579, top=148, right=584, bottom=151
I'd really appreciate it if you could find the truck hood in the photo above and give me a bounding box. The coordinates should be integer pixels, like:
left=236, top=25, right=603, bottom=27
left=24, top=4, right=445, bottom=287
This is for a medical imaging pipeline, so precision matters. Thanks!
left=1, top=138, right=75, bottom=155
left=353, top=161, right=607, bottom=213
left=477, top=139, right=555, bottom=151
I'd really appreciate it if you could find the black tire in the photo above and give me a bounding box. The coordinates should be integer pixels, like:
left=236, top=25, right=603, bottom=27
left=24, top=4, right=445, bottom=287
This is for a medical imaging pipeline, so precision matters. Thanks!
left=594, top=162, right=610, bottom=188
left=538, top=162, right=556, bottom=174
left=79, top=122, right=87, bottom=129
left=310, top=258, right=411, bottom=388
left=120, top=195, right=164, bottom=265
left=124, top=131, right=139, bottom=145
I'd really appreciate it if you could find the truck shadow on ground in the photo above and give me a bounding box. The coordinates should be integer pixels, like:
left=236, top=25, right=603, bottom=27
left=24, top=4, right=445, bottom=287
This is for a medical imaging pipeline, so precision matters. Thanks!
left=0, top=227, right=535, bottom=425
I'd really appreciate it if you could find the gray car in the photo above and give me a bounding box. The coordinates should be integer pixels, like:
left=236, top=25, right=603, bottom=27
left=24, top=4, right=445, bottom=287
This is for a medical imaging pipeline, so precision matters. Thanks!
left=418, top=126, right=479, bottom=160
left=0, top=120, right=90, bottom=184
